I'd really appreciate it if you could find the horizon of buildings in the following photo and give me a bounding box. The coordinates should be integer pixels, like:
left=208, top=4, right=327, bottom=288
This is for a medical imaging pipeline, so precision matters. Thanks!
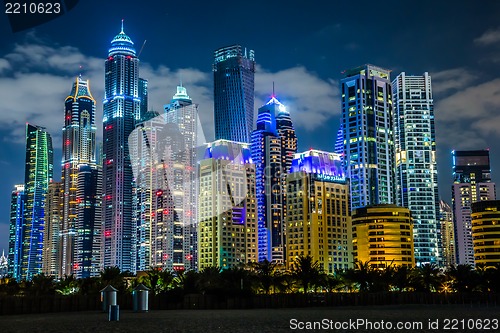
left=4, top=24, right=500, bottom=280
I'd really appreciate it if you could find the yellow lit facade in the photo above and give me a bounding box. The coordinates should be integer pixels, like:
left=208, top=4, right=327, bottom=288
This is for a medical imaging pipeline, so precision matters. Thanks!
left=352, top=204, right=415, bottom=268
left=471, top=200, right=500, bottom=267
left=285, top=171, right=352, bottom=274
left=198, top=140, right=258, bottom=270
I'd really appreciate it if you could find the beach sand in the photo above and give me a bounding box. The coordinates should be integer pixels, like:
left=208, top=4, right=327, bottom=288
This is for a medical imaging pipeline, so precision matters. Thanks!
left=0, top=304, right=497, bottom=332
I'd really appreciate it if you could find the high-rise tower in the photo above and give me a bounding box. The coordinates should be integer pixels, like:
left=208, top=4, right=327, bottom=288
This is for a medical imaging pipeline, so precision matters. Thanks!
left=43, top=181, right=62, bottom=277
left=8, top=184, right=25, bottom=280
left=198, top=140, right=257, bottom=270
left=23, top=124, right=53, bottom=280
left=452, top=150, right=496, bottom=266
left=341, top=65, right=395, bottom=210
left=131, top=85, right=199, bottom=272
left=251, top=96, right=297, bottom=263
left=213, top=45, right=255, bottom=143
left=286, top=150, right=352, bottom=273
left=61, top=75, right=97, bottom=277
left=102, top=22, right=140, bottom=273
left=392, top=72, right=440, bottom=266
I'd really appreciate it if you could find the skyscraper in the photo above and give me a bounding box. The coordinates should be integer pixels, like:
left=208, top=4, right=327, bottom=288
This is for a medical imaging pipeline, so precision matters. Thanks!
left=43, top=181, right=62, bottom=277
left=440, top=200, right=456, bottom=267
left=286, top=150, right=352, bottom=273
left=251, top=97, right=282, bottom=263
left=138, top=78, right=148, bottom=121
left=163, top=85, right=198, bottom=271
left=23, top=124, right=53, bottom=280
left=213, top=45, right=255, bottom=143
left=341, top=65, right=395, bottom=210
left=131, top=86, right=199, bottom=272
left=8, top=184, right=25, bottom=280
left=198, top=140, right=257, bottom=270
left=102, top=22, right=141, bottom=273
left=61, top=75, right=97, bottom=277
left=392, top=72, right=440, bottom=266
left=452, top=150, right=496, bottom=266
left=251, top=96, right=297, bottom=263
left=74, top=165, right=99, bottom=278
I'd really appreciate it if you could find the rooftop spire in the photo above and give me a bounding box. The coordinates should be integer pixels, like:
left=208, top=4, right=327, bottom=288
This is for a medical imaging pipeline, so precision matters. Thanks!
left=121, top=19, right=124, bottom=33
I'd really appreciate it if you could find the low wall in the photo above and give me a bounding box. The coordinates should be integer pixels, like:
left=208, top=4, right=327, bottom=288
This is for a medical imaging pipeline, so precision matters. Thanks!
left=0, top=292, right=498, bottom=315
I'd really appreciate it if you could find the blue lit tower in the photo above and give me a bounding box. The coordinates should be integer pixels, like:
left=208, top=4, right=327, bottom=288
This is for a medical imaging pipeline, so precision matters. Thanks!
left=251, top=95, right=297, bottom=263
left=275, top=98, right=297, bottom=262
left=8, top=184, right=25, bottom=280
left=251, top=97, right=282, bottom=262
left=61, top=75, right=97, bottom=277
left=393, top=72, right=441, bottom=266
left=214, top=45, right=255, bottom=143
left=102, top=22, right=140, bottom=273
left=23, top=124, right=53, bottom=280
left=341, top=65, right=395, bottom=210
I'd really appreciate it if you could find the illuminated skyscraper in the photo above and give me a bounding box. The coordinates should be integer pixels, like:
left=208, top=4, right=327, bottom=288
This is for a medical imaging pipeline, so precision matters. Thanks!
left=61, top=76, right=97, bottom=277
left=352, top=204, right=415, bottom=268
left=138, top=78, right=148, bottom=120
left=43, top=181, right=62, bottom=277
left=23, top=124, right=53, bottom=280
left=286, top=150, right=352, bottom=274
left=440, top=200, right=456, bottom=267
left=251, top=96, right=296, bottom=263
left=213, top=45, right=255, bottom=143
left=392, top=72, right=440, bottom=266
left=198, top=140, right=257, bottom=270
left=163, top=85, right=198, bottom=271
left=102, top=22, right=141, bottom=273
left=452, top=150, right=496, bottom=266
left=131, top=86, right=199, bottom=272
left=341, top=65, right=395, bottom=210
left=74, top=165, right=99, bottom=278
left=275, top=96, right=297, bottom=261
left=8, top=184, right=25, bottom=280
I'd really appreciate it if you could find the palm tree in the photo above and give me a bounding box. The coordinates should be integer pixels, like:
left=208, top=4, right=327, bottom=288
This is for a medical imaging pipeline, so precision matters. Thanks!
left=99, top=266, right=125, bottom=291
left=173, top=269, right=200, bottom=294
left=30, top=273, right=55, bottom=296
left=412, top=264, right=443, bottom=292
left=345, top=260, right=375, bottom=292
left=446, top=264, right=478, bottom=292
left=249, top=260, right=280, bottom=294
left=197, top=266, right=223, bottom=294
left=391, top=265, right=413, bottom=292
left=291, top=255, right=323, bottom=293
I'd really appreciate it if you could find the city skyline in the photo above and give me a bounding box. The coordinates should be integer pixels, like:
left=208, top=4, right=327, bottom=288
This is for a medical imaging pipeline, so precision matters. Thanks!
left=1, top=1, right=500, bottom=254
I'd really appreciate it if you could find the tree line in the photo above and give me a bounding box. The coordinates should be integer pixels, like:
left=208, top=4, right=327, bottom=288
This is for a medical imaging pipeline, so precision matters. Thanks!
left=0, top=256, right=499, bottom=297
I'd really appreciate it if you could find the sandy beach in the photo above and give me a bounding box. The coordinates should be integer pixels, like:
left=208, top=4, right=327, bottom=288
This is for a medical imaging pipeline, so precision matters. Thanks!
left=0, top=304, right=498, bottom=332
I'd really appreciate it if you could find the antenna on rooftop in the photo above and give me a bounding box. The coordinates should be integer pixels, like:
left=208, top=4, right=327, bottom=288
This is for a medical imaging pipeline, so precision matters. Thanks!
left=138, top=40, right=147, bottom=58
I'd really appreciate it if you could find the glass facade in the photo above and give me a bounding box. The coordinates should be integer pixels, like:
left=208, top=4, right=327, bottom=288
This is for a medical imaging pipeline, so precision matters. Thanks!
left=393, top=72, right=440, bottom=266
left=452, top=150, right=496, bottom=266
left=102, top=23, right=141, bottom=273
left=23, top=124, right=53, bottom=280
left=61, top=76, right=97, bottom=277
left=8, top=184, right=25, bottom=280
left=341, top=65, right=395, bottom=210
left=213, top=45, right=255, bottom=143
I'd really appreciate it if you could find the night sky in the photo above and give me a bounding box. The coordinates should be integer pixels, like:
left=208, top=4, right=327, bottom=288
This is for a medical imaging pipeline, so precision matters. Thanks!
left=1, top=0, right=500, bottom=253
